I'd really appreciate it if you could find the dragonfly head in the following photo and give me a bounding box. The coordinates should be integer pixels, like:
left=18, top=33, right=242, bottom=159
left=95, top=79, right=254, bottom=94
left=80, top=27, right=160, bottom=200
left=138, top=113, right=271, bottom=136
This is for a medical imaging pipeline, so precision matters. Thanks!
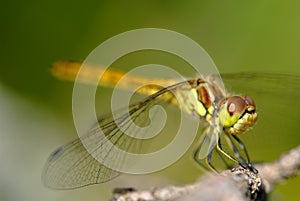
left=220, top=95, right=257, bottom=135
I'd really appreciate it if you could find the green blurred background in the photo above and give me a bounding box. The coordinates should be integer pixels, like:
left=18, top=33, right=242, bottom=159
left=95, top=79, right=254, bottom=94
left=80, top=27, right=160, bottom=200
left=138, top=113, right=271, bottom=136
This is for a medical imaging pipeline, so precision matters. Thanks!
left=1, top=1, right=300, bottom=201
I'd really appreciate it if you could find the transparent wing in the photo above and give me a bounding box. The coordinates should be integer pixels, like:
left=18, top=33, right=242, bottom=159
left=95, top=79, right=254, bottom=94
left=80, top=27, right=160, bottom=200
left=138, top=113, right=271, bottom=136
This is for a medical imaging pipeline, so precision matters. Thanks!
left=221, top=72, right=300, bottom=115
left=221, top=73, right=300, bottom=159
left=197, top=126, right=217, bottom=160
left=42, top=81, right=192, bottom=189
left=194, top=73, right=300, bottom=169
left=221, top=73, right=300, bottom=98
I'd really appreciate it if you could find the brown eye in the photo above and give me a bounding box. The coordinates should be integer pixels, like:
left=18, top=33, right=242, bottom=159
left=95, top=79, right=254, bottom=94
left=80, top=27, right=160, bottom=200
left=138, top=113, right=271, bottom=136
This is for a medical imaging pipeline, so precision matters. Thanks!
left=244, top=95, right=255, bottom=107
left=227, top=96, right=246, bottom=115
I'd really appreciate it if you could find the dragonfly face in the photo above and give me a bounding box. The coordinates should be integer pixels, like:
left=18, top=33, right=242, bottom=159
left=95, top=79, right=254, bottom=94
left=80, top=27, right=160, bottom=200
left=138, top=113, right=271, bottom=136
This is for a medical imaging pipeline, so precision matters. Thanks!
left=187, top=77, right=257, bottom=135
left=169, top=77, right=259, bottom=173
left=220, top=95, right=258, bottom=135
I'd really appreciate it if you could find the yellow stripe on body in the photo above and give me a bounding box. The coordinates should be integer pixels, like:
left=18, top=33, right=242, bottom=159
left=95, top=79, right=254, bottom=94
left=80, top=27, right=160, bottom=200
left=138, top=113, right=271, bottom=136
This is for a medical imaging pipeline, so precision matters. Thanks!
left=206, top=106, right=214, bottom=121
left=175, top=87, right=213, bottom=119
left=191, top=88, right=207, bottom=117
left=52, top=61, right=176, bottom=96
left=52, top=61, right=217, bottom=118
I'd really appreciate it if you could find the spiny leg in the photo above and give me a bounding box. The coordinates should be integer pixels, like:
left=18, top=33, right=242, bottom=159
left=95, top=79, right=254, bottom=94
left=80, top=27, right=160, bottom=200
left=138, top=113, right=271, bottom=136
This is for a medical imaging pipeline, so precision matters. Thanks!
left=202, top=132, right=236, bottom=173
left=193, top=148, right=210, bottom=172
left=231, top=134, right=258, bottom=173
left=215, top=132, right=239, bottom=164
left=193, top=135, right=212, bottom=172
left=231, top=134, right=250, bottom=163
left=206, top=148, right=219, bottom=173
left=216, top=140, right=231, bottom=168
left=217, top=133, right=258, bottom=174
left=224, top=134, right=247, bottom=164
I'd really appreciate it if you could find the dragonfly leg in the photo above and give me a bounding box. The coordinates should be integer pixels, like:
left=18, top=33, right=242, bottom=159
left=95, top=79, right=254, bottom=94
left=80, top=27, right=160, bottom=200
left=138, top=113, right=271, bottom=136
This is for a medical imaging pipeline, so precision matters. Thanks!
left=193, top=133, right=218, bottom=173
left=216, top=134, right=250, bottom=171
left=221, top=133, right=258, bottom=173
left=216, top=134, right=238, bottom=164
left=231, top=135, right=258, bottom=173
left=231, top=134, right=250, bottom=163
left=206, top=148, right=219, bottom=173
left=193, top=142, right=213, bottom=172
left=215, top=143, right=231, bottom=168
left=216, top=138, right=251, bottom=171
left=224, top=134, right=247, bottom=164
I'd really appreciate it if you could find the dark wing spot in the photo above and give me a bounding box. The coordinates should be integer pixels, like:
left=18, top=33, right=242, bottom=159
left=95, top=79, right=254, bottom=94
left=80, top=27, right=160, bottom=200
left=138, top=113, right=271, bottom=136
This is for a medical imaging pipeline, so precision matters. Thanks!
left=49, top=146, right=65, bottom=162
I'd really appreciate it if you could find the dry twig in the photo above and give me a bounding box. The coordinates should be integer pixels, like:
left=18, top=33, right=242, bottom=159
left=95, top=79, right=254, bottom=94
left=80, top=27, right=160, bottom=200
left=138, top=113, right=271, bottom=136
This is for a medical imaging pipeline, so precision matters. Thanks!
left=110, top=145, right=300, bottom=201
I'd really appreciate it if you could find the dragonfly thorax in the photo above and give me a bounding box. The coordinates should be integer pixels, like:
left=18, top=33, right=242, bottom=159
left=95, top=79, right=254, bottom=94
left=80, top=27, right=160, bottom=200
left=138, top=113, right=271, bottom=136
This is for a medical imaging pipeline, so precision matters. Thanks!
left=219, top=95, right=257, bottom=135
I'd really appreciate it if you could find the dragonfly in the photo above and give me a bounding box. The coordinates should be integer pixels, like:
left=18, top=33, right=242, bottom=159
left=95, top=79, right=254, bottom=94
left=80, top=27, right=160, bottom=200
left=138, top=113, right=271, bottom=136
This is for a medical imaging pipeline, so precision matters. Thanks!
left=43, top=61, right=299, bottom=189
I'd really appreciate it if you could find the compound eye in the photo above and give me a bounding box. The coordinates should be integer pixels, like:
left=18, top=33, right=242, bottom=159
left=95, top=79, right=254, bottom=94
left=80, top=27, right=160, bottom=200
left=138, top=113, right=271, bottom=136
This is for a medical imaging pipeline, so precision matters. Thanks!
left=227, top=96, right=247, bottom=115
left=244, top=95, right=255, bottom=107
